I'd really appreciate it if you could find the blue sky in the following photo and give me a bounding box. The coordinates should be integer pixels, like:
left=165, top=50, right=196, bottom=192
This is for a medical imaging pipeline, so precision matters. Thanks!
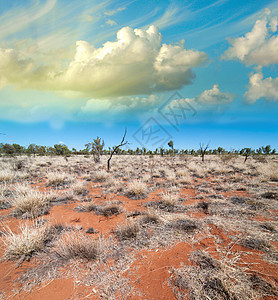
left=0, top=0, right=278, bottom=150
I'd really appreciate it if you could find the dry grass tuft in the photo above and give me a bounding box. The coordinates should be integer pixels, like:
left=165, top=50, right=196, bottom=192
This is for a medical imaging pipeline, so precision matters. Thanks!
left=240, top=237, right=270, bottom=251
left=0, top=184, right=11, bottom=209
left=140, top=209, right=160, bottom=224
left=170, top=250, right=257, bottom=300
left=114, top=221, right=140, bottom=240
left=250, top=274, right=278, bottom=297
left=258, top=164, right=278, bottom=182
left=54, top=233, right=99, bottom=261
left=94, top=170, right=109, bottom=182
left=47, top=172, right=74, bottom=186
left=2, top=224, right=49, bottom=261
left=71, top=181, right=88, bottom=195
left=126, top=180, right=148, bottom=199
left=12, top=189, right=51, bottom=218
left=98, top=202, right=122, bottom=217
left=161, top=190, right=180, bottom=207
left=0, top=170, right=15, bottom=183
left=75, top=200, right=97, bottom=212
left=169, top=218, right=199, bottom=233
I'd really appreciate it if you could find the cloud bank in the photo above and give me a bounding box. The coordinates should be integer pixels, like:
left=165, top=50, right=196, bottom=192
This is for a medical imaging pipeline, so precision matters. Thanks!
left=222, top=9, right=278, bottom=66
left=222, top=9, right=278, bottom=105
left=0, top=25, right=207, bottom=98
left=0, top=88, right=161, bottom=127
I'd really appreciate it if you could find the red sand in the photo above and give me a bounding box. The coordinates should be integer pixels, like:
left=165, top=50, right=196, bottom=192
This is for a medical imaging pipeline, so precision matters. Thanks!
left=0, top=176, right=277, bottom=299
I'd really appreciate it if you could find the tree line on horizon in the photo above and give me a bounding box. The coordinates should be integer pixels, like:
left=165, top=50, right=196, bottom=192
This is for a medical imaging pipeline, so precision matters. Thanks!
left=0, top=141, right=276, bottom=158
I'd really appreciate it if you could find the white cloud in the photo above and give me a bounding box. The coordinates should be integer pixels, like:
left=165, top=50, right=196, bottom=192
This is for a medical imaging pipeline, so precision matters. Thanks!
left=195, top=84, right=235, bottom=104
left=0, top=25, right=207, bottom=97
left=104, top=7, right=126, bottom=16
left=244, top=72, right=278, bottom=103
left=106, top=19, right=117, bottom=26
left=0, top=0, right=57, bottom=40
left=82, top=95, right=160, bottom=114
left=222, top=10, right=278, bottom=66
left=152, top=5, right=190, bottom=29
left=167, top=84, right=235, bottom=110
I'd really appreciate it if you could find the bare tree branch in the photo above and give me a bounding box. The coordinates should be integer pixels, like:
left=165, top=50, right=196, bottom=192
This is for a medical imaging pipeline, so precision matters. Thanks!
left=199, top=142, right=210, bottom=162
left=107, top=129, right=129, bottom=171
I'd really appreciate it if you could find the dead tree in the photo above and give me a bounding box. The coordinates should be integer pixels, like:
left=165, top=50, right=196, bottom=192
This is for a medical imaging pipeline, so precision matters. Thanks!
left=199, top=142, right=209, bottom=162
left=107, top=129, right=129, bottom=171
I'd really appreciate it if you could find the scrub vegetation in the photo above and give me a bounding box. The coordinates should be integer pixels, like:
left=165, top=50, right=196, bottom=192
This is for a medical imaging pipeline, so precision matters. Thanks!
left=0, top=146, right=277, bottom=299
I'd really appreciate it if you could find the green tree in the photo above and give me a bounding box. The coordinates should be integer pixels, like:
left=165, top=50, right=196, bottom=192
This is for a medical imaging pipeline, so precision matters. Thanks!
left=12, top=144, right=24, bottom=155
left=27, top=144, right=36, bottom=156
left=262, top=145, right=271, bottom=155
left=168, top=140, right=173, bottom=149
left=85, top=137, right=104, bottom=163
left=168, top=140, right=174, bottom=156
left=53, top=144, right=70, bottom=156
left=217, top=147, right=224, bottom=155
left=240, top=148, right=252, bottom=163
left=36, top=145, right=46, bottom=156
left=3, top=144, right=15, bottom=156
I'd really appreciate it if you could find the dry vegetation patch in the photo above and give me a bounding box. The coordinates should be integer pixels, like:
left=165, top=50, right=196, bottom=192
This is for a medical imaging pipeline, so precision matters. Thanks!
left=11, top=190, right=51, bottom=218
left=0, top=154, right=278, bottom=299
left=114, top=221, right=140, bottom=241
left=170, top=250, right=264, bottom=300
left=126, top=180, right=148, bottom=199
left=54, top=232, right=100, bottom=261
left=2, top=224, right=47, bottom=261
left=0, top=183, right=11, bottom=209
left=46, top=172, right=75, bottom=186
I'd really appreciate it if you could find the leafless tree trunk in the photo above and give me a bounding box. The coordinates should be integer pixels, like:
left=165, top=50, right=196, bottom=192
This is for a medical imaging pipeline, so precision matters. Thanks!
left=107, top=129, right=129, bottom=171
left=199, top=142, right=209, bottom=162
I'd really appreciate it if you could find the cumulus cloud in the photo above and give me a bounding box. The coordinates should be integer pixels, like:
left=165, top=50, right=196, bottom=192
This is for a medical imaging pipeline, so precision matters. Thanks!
left=0, top=25, right=207, bottom=97
left=61, top=25, right=207, bottom=97
left=167, top=84, right=235, bottom=111
left=195, top=84, right=235, bottom=104
left=244, top=72, right=278, bottom=103
left=222, top=10, right=278, bottom=66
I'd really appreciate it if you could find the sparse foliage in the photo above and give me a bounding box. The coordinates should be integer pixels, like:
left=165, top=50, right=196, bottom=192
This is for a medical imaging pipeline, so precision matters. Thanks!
left=85, top=137, right=104, bottom=163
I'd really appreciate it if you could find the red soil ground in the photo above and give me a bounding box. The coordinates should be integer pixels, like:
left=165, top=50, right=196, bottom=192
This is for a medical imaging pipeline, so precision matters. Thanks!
left=0, top=177, right=277, bottom=299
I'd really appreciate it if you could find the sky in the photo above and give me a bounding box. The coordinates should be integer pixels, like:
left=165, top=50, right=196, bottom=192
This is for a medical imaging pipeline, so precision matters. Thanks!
left=0, top=0, right=278, bottom=151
